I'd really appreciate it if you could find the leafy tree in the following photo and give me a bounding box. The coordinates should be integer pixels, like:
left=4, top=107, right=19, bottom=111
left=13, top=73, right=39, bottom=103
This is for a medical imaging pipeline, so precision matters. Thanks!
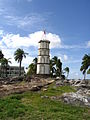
left=14, top=48, right=28, bottom=76
left=52, top=56, right=62, bottom=77
left=0, top=58, right=11, bottom=77
left=0, top=50, right=4, bottom=60
left=27, top=63, right=36, bottom=75
left=64, top=67, right=69, bottom=79
left=87, top=68, right=90, bottom=74
left=80, top=54, right=90, bottom=80
left=56, top=59, right=62, bottom=76
left=33, top=57, right=37, bottom=74
left=27, top=58, right=37, bottom=75
left=50, top=59, right=56, bottom=77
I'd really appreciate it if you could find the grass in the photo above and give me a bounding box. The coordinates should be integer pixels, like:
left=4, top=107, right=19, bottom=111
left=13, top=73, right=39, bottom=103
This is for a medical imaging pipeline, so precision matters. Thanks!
left=0, top=82, right=90, bottom=120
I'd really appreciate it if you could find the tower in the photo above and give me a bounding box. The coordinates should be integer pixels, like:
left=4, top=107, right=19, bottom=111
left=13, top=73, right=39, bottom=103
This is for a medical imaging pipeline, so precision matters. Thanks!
left=37, top=31, right=50, bottom=75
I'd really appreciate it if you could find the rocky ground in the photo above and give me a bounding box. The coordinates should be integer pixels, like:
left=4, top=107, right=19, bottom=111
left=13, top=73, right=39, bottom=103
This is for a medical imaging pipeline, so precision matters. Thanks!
left=0, top=76, right=90, bottom=107
left=55, top=79, right=90, bottom=107
left=0, top=76, right=54, bottom=98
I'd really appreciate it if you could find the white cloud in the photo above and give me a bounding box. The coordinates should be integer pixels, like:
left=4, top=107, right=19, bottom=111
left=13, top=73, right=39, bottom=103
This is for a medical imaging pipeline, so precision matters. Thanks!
left=1, top=48, right=34, bottom=69
left=0, top=30, right=61, bottom=67
left=4, top=14, right=46, bottom=29
left=60, top=44, right=86, bottom=49
left=0, top=31, right=61, bottom=49
left=87, top=41, right=90, bottom=47
left=0, top=30, right=4, bottom=36
left=63, top=54, right=68, bottom=61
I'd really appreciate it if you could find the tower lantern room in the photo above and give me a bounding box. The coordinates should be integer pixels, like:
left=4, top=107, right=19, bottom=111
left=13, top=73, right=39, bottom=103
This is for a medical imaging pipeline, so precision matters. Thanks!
left=37, top=31, right=50, bottom=75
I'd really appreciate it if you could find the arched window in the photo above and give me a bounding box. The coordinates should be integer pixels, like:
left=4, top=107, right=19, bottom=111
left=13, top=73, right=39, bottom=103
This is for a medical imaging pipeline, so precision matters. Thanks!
left=40, top=65, right=45, bottom=74
left=41, top=57, right=45, bottom=63
left=46, top=57, right=49, bottom=63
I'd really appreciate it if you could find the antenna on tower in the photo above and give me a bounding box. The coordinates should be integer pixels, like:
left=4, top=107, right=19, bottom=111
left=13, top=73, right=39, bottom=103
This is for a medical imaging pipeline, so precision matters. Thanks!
left=43, top=30, right=46, bottom=35
left=41, top=29, right=47, bottom=40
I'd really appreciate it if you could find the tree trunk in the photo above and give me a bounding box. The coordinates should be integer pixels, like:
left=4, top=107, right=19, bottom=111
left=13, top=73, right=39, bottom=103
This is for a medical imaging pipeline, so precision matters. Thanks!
left=67, top=73, right=69, bottom=79
left=19, top=61, right=21, bottom=76
left=84, top=72, right=86, bottom=80
left=6, top=66, right=7, bottom=77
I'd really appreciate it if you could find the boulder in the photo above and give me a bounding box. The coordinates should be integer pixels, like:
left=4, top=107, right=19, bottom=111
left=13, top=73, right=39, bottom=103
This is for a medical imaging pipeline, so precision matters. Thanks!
left=61, top=92, right=90, bottom=107
left=30, top=85, right=41, bottom=91
left=56, top=80, right=63, bottom=86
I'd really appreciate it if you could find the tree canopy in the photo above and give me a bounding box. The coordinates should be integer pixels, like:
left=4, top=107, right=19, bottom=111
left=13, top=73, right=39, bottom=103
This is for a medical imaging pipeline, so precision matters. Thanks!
left=14, top=48, right=28, bottom=76
left=80, top=54, right=90, bottom=80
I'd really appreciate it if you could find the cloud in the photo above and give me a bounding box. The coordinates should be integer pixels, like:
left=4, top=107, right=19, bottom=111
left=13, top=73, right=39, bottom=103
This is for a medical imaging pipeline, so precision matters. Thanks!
left=0, top=8, right=5, bottom=15
left=87, top=41, right=90, bottom=47
left=0, top=31, right=61, bottom=49
left=0, top=30, right=89, bottom=70
left=0, top=30, right=62, bottom=67
left=63, top=54, right=68, bottom=61
left=3, top=13, right=46, bottom=29
left=1, top=48, right=34, bottom=69
left=0, top=0, right=49, bottom=30
left=60, top=44, right=86, bottom=49
left=58, top=54, right=68, bottom=62
left=0, top=30, right=4, bottom=36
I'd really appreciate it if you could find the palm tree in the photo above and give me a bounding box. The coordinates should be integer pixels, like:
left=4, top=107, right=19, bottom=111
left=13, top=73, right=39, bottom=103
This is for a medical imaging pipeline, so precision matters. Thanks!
left=27, top=58, right=38, bottom=75
left=87, top=68, right=90, bottom=74
left=27, top=63, right=36, bottom=75
left=0, top=50, right=4, bottom=77
left=0, top=50, right=4, bottom=60
left=52, top=56, right=58, bottom=66
left=14, top=48, right=28, bottom=76
left=80, top=54, right=90, bottom=80
left=52, top=56, right=62, bottom=77
left=56, top=59, right=62, bottom=76
left=0, top=58, right=11, bottom=77
left=64, top=67, right=69, bottom=79
left=50, top=59, right=56, bottom=77
left=33, top=57, right=37, bottom=74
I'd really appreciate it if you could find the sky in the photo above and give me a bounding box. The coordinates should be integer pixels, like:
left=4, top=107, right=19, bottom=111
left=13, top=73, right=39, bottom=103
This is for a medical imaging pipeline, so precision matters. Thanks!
left=0, top=0, right=90, bottom=79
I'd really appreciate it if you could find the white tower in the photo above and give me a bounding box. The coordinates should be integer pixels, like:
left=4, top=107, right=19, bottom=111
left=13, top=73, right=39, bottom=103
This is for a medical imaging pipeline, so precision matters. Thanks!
left=37, top=31, right=50, bottom=75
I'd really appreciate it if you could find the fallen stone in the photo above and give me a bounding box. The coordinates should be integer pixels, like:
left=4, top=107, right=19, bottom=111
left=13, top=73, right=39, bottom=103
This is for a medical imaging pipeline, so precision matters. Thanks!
left=61, top=92, right=90, bottom=107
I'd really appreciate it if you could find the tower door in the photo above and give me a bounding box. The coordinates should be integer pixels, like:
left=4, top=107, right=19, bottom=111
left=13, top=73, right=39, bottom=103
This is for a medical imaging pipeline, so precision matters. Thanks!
left=40, top=65, right=45, bottom=74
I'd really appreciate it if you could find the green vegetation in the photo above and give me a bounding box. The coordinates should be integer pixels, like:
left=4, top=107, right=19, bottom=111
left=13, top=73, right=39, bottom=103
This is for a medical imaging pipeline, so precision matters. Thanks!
left=27, top=57, right=37, bottom=75
left=80, top=54, right=90, bottom=80
left=14, top=48, right=28, bottom=76
left=0, top=50, right=4, bottom=60
left=50, top=56, right=62, bottom=77
left=63, top=67, right=69, bottom=79
left=27, top=56, right=63, bottom=77
left=87, top=68, right=90, bottom=74
left=0, top=84, right=90, bottom=120
left=0, top=58, right=11, bottom=77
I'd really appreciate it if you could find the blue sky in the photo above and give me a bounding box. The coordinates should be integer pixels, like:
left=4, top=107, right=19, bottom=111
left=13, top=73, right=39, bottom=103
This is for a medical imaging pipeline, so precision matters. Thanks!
left=0, top=0, right=90, bottom=79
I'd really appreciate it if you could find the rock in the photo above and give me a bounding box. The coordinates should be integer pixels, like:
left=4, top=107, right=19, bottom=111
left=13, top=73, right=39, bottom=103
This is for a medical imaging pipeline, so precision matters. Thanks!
left=56, top=81, right=63, bottom=86
left=69, top=80, right=75, bottom=85
left=63, top=80, right=70, bottom=85
left=47, top=80, right=55, bottom=84
left=61, top=92, right=90, bottom=107
left=73, top=80, right=81, bottom=86
left=41, top=95, right=49, bottom=99
left=42, top=88, right=47, bottom=91
left=0, top=76, right=24, bottom=85
left=73, top=80, right=90, bottom=88
left=50, top=96, right=57, bottom=100
left=30, top=85, right=41, bottom=91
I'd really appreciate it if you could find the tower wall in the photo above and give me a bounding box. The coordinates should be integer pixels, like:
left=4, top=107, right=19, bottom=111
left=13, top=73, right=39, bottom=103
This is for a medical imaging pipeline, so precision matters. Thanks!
left=37, top=40, right=50, bottom=75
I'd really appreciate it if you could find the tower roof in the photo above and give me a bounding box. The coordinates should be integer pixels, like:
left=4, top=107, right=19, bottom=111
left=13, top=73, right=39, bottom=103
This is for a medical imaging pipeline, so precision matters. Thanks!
left=38, top=40, right=50, bottom=43
left=38, top=30, right=50, bottom=43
